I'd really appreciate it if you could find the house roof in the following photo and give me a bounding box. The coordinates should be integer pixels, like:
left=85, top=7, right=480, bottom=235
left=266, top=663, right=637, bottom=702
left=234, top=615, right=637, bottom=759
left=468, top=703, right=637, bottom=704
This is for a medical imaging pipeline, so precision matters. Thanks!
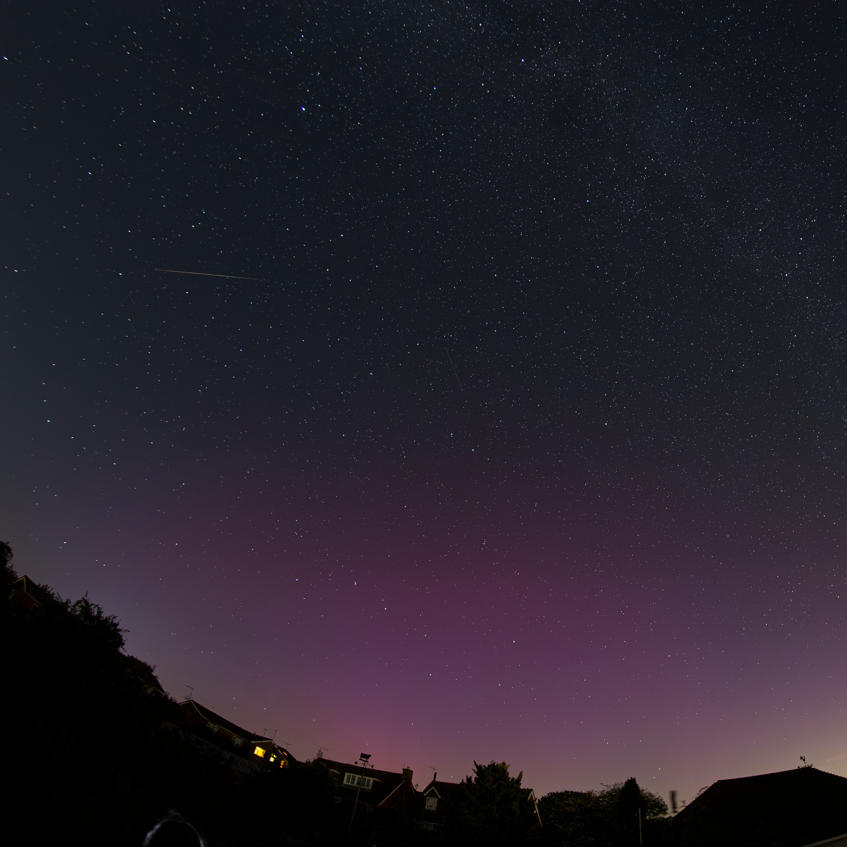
left=177, top=700, right=294, bottom=760
left=322, top=759, right=413, bottom=808
left=122, top=655, right=166, bottom=694
left=422, top=780, right=462, bottom=799
left=179, top=699, right=265, bottom=742
left=9, top=575, right=52, bottom=608
left=675, top=767, right=847, bottom=847
left=422, top=779, right=536, bottom=804
left=162, top=721, right=262, bottom=775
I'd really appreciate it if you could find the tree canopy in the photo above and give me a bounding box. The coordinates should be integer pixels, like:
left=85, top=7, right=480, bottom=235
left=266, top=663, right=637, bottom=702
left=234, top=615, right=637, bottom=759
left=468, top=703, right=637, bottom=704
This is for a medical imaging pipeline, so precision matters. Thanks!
left=533, top=779, right=669, bottom=847
left=0, top=539, right=12, bottom=569
left=0, top=540, right=17, bottom=601
left=597, top=778, right=668, bottom=822
left=446, top=761, right=539, bottom=847
left=66, top=591, right=127, bottom=651
left=533, top=791, right=601, bottom=847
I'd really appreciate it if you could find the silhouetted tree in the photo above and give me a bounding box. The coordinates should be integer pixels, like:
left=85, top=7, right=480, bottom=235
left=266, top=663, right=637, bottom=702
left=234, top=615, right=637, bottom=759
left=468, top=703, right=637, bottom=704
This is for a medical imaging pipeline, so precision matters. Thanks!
left=0, top=539, right=16, bottom=593
left=445, top=761, right=538, bottom=847
left=66, top=591, right=127, bottom=650
left=593, top=779, right=668, bottom=822
left=616, top=778, right=644, bottom=845
left=594, top=779, right=668, bottom=846
left=531, top=790, right=601, bottom=847
left=532, top=780, right=669, bottom=847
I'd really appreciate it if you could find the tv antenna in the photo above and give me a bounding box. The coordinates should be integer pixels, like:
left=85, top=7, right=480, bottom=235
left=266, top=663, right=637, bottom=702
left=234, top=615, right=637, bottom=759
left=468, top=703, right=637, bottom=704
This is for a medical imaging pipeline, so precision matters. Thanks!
left=312, top=743, right=328, bottom=758
left=185, top=685, right=194, bottom=701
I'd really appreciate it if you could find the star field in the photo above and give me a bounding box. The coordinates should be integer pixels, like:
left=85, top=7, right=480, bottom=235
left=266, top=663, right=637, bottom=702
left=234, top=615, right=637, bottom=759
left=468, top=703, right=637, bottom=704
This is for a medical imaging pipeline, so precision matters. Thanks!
left=3, top=0, right=847, bottom=802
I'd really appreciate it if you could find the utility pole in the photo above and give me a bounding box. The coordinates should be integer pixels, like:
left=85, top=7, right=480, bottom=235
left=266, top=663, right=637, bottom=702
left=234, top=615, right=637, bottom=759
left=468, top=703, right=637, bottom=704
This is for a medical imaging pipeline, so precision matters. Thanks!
left=347, top=753, right=372, bottom=839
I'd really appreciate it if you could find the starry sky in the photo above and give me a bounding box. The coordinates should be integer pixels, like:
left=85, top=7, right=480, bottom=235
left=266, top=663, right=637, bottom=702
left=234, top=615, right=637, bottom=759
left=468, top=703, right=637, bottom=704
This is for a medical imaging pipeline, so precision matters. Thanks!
left=3, top=0, right=847, bottom=803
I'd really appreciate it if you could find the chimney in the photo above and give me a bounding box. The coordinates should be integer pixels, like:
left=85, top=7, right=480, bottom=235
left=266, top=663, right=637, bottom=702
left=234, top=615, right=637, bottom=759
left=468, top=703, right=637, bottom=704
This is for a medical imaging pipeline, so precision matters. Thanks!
left=403, top=767, right=413, bottom=782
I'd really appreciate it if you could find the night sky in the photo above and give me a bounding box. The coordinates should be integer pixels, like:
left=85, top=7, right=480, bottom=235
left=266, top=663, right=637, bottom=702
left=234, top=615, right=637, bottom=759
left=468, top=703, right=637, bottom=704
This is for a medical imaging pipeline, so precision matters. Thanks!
left=3, top=0, right=847, bottom=803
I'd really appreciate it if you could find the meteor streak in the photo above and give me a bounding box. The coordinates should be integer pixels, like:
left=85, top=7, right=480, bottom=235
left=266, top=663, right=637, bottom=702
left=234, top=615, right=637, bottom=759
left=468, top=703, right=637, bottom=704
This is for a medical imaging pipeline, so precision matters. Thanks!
left=155, top=268, right=264, bottom=281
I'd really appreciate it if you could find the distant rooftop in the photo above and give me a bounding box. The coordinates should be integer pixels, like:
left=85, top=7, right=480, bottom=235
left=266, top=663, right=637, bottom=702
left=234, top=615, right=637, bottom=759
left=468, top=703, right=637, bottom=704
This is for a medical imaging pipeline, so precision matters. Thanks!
left=675, top=767, right=847, bottom=847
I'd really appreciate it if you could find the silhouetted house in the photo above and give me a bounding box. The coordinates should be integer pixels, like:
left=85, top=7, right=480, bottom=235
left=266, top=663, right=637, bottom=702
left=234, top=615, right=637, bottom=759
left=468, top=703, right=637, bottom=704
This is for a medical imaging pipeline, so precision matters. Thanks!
left=122, top=654, right=167, bottom=698
left=8, top=575, right=52, bottom=615
left=415, top=776, right=541, bottom=843
left=416, top=778, right=462, bottom=841
left=174, top=699, right=294, bottom=775
left=322, top=758, right=417, bottom=843
left=674, top=767, right=847, bottom=847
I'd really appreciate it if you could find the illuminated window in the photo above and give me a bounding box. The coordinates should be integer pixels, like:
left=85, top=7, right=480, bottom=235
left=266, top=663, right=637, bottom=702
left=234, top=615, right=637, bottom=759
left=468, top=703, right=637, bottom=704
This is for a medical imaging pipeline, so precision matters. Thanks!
left=254, top=746, right=266, bottom=758
left=425, top=797, right=438, bottom=811
left=270, top=754, right=277, bottom=762
left=343, top=773, right=373, bottom=790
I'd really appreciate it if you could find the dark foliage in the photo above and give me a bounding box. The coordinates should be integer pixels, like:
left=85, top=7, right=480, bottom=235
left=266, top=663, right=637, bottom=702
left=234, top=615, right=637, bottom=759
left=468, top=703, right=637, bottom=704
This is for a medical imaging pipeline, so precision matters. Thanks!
left=532, top=791, right=603, bottom=847
left=445, top=761, right=539, bottom=847
left=66, top=591, right=127, bottom=651
left=242, top=757, right=341, bottom=846
left=1, top=550, right=332, bottom=847
left=531, top=780, right=669, bottom=847
left=0, top=539, right=17, bottom=606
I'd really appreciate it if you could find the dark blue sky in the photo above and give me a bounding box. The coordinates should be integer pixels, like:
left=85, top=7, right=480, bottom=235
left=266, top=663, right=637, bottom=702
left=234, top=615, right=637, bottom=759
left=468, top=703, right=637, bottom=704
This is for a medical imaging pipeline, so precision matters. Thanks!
left=3, top=0, right=847, bottom=800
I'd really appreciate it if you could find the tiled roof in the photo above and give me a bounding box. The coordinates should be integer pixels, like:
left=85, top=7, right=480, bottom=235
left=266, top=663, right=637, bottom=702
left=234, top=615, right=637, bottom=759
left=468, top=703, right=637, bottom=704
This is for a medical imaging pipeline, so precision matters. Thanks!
left=422, top=779, right=536, bottom=804
left=122, top=655, right=166, bottom=693
left=9, top=575, right=52, bottom=608
left=422, top=780, right=462, bottom=799
left=177, top=700, right=294, bottom=761
left=162, top=721, right=261, bottom=775
left=179, top=699, right=266, bottom=742
left=322, top=759, right=413, bottom=808
left=675, top=767, right=847, bottom=847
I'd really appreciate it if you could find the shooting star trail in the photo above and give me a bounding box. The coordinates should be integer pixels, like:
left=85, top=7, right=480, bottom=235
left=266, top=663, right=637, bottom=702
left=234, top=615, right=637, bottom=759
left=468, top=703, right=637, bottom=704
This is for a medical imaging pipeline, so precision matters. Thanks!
left=155, top=268, right=264, bottom=281
left=116, top=289, right=135, bottom=309
left=445, top=347, right=464, bottom=391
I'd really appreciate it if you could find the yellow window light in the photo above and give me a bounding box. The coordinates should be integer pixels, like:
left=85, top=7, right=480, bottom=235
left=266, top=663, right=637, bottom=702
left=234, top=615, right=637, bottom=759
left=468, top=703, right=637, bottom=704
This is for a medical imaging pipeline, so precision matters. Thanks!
left=254, top=746, right=266, bottom=758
